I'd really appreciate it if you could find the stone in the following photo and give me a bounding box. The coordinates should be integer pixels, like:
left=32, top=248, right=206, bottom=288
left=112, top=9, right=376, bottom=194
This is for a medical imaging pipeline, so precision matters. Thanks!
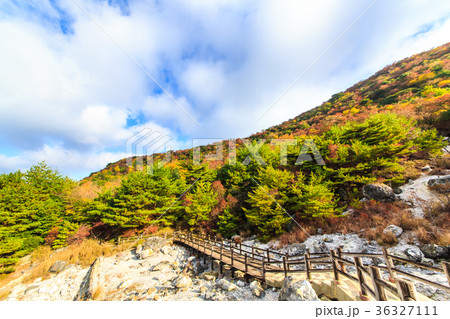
left=421, top=165, right=431, bottom=171
left=405, top=247, right=424, bottom=262
left=428, top=176, right=450, bottom=187
left=118, top=279, right=133, bottom=289
left=390, top=245, right=424, bottom=263
left=172, top=275, right=193, bottom=289
left=420, top=244, right=449, bottom=260
left=383, top=225, right=403, bottom=238
left=146, top=287, right=156, bottom=295
left=236, top=280, right=245, bottom=287
left=49, top=261, right=67, bottom=274
left=278, top=277, right=319, bottom=301
left=217, top=279, right=238, bottom=292
left=234, top=270, right=245, bottom=279
left=249, top=280, right=265, bottom=298
left=393, top=187, right=403, bottom=194
left=362, top=183, right=395, bottom=202
left=342, top=241, right=367, bottom=253
left=199, top=286, right=207, bottom=293
left=160, top=246, right=172, bottom=255
left=204, top=291, right=216, bottom=300
left=152, top=261, right=172, bottom=272
left=231, top=235, right=242, bottom=243
left=135, top=244, right=143, bottom=255
left=139, top=249, right=153, bottom=259
left=153, top=294, right=160, bottom=301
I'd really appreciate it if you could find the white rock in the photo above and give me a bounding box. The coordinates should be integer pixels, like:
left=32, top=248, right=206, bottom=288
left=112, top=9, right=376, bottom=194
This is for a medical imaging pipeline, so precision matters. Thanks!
left=250, top=280, right=265, bottom=297
left=217, top=279, right=238, bottom=292
left=278, top=277, right=318, bottom=301
left=383, top=225, right=403, bottom=238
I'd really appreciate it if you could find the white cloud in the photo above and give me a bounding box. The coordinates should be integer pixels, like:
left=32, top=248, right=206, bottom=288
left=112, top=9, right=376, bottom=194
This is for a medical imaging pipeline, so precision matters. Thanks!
left=0, top=0, right=449, bottom=178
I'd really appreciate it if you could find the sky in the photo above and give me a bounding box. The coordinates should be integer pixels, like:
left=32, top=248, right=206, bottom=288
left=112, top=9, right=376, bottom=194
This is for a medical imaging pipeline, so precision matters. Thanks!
left=0, top=0, right=449, bottom=180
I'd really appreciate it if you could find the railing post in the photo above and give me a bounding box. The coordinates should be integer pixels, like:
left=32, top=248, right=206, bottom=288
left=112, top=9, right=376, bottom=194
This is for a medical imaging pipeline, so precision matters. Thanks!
left=336, top=247, right=345, bottom=272
left=251, top=247, right=255, bottom=259
left=442, top=262, right=450, bottom=286
left=240, top=243, right=242, bottom=255
left=330, top=250, right=339, bottom=282
left=231, top=247, right=234, bottom=266
left=262, top=261, right=266, bottom=283
left=368, top=266, right=387, bottom=301
left=305, top=252, right=311, bottom=281
left=266, top=249, right=270, bottom=262
left=396, top=279, right=417, bottom=301
left=283, top=256, right=288, bottom=278
left=220, top=241, right=223, bottom=260
left=353, top=257, right=368, bottom=299
left=382, top=247, right=396, bottom=283
left=245, top=254, right=248, bottom=273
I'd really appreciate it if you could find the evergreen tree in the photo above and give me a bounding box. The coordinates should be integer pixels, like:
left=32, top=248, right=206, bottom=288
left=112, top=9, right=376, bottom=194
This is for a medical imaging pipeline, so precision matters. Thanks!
left=184, top=180, right=218, bottom=230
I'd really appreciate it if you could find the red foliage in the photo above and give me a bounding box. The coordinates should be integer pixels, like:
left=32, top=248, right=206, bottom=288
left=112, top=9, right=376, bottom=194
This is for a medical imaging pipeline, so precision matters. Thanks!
left=44, top=226, right=60, bottom=246
left=67, top=225, right=91, bottom=245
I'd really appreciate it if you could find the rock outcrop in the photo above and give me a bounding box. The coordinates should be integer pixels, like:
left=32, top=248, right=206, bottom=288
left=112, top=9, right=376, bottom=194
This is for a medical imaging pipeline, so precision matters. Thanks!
left=278, top=277, right=318, bottom=301
left=362, top=183, right=395, bottom=202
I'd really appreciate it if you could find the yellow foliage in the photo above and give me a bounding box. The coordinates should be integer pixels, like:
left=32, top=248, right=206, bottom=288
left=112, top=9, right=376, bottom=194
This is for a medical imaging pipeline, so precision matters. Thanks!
left=350, top=107, right=360, bottom=114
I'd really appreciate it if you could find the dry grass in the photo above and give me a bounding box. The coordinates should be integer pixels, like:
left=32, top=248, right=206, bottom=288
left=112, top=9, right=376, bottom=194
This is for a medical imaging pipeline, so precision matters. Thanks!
left=278, top=228, right=310, bottom=246
left=21, top=239, right=128, bottom=284
left=436, top=231, right=450, bottom=246
left=278, top=198, right=449, bottom=247
left=434, top=155, right=450, bottom=169
left=376, top=231, right=398, bottom=246
left=91, top=286, right=104, bottom=300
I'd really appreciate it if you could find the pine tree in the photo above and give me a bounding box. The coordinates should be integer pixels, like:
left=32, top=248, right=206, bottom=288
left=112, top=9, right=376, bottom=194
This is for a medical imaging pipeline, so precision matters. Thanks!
left=184, top=180, right=218, bottom=230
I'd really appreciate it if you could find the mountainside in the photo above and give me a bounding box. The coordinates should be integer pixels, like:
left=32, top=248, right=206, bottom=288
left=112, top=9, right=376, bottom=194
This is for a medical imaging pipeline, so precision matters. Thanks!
left=87, top=42, right=450, bottom=183
left=1, top=42, right=449, bottom=278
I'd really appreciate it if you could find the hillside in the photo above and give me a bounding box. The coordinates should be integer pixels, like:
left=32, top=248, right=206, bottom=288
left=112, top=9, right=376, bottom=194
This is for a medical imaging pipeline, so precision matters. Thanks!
left=86, top=42, right=450, bottom=183
left=1, top=43, right=449, bottom=277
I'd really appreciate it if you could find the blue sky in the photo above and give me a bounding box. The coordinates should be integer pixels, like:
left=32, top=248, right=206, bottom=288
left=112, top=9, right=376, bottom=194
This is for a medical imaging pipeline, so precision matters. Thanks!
left=0, top=0, right=449, bottom=180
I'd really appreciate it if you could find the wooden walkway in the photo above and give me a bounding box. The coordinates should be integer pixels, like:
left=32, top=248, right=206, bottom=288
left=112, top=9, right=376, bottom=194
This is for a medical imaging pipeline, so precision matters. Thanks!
left=173, top=232, right=450, bottom=301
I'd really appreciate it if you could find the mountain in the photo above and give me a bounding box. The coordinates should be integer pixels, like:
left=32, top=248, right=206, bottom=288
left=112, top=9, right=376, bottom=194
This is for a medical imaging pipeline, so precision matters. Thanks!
left=1, top=43, right=449, bottom=276
left=87, top=42, right=450, bottom=183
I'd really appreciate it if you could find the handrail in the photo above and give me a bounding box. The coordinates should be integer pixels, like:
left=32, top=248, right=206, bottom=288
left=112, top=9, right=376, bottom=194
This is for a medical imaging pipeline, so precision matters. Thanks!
left=173, top=231, right=450, bottom=301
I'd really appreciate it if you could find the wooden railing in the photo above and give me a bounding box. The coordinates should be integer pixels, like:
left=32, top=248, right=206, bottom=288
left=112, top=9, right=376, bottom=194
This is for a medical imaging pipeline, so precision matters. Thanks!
left=173, top=231, right=450, bottom=301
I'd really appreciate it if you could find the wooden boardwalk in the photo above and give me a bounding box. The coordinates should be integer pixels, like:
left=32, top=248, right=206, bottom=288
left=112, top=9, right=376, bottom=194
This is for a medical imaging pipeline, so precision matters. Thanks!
left=173, top=232, right=450, bottom=301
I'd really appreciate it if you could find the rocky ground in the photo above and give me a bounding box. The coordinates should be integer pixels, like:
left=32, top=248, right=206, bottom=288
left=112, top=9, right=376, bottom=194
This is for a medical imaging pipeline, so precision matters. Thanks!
left=5, top=237, right=286, bottom=301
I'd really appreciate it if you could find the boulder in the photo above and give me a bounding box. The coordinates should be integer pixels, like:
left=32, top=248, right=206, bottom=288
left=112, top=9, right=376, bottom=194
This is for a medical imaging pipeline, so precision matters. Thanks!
left=172, top=275, right=192, bottom=289
left=139, top=249, right=153, bottom=259
left=234, top=270, right=245, bottom=279
left=135, top=244, right=143, bottom=255
left=152, top=261, right=172, bottom=272
left=231, top=235, right=242, bottom=244
left=118, top=279, right=133, bottom=289
left=420, top=244, right=449, bottom=260
left=160, top=246, right=172, bottom=255
left=217, top=279, right=238, bottom=292
left=48, top=261, right=67, bottom=274
left=362, top=183, right=395, bottom=202
left=428, top=176, right=450, bottom=187
left=405, top=247, right=424, bottom=262
left=390, top=245, right=424, bottom=263
left=142, top=236, right=168, bottom=251
left=383, top=225, right=403, bottom=238
left=250, top=280, right=265, bottom=298
left=342, top=241, right=367, bottom=253
left=278, top=277, right=319, bottom=301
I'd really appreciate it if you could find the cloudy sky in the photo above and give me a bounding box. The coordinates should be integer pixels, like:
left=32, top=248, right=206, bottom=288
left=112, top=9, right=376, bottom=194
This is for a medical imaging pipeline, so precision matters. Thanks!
left=0, top=0, right=449, bottom=179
